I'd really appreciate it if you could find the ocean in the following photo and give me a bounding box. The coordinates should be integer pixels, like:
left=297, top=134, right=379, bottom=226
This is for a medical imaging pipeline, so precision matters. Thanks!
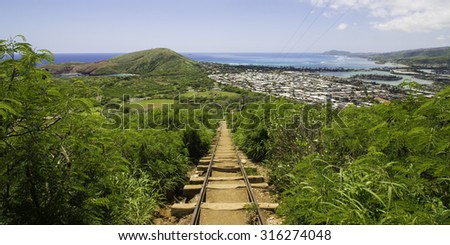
left=322, top=70, right=433, bottom=85
left=52, top=52, right=391, bottom=69
left=181, top=53, right=397, bottom=69
left=52, top=53, right=123, bottom=64
left=49, top=53, right=432, bottom=84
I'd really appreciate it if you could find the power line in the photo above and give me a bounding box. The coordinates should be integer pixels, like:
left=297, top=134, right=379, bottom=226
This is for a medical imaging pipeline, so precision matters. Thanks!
left=279, top=5, right=316, bottom=55
left=305, top=7, right=351, bottom=52
left=268, top=4, right=322, bottom=89
left=286, top=2, right=332, bottom=53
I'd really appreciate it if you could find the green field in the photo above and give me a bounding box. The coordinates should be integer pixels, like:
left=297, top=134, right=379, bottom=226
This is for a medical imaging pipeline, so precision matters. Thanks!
left=128, top=99, right=175, bottom=109
left=127, top=91, right=241, bottom=110
left=181, top=91, right=240, bottom=98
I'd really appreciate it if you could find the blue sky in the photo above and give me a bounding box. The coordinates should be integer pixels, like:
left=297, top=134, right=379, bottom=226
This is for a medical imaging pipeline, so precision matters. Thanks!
left=1, top=0, right=450, bottom=53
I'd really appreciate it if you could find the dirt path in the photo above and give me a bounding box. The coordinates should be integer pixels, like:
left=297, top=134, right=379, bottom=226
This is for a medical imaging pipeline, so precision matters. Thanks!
left=199, top=122, right=249, bottom=224
left=170, top=121, right=280, bottom=225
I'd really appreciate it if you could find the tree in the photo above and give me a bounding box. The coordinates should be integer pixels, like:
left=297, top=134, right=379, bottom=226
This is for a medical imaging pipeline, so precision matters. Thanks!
left=0, top=36, right=117, bottom=224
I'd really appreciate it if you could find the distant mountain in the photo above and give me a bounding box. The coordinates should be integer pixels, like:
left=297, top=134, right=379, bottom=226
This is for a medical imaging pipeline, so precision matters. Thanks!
left=323, top=47, right=450, bottom=67
left=322, top=50, right=374, bottom=59
left=46, top=48, right=202, bottom=75
left=322, top=50, right=353, bottom=56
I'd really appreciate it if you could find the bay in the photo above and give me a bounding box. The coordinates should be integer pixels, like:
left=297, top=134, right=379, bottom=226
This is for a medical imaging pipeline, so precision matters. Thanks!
left=321, top=70, right=433, bottom=85
left=49, top=52, right=433, bottom=85
left=181, top=53, right=398, bottom=69
left=51, top=52, right=394, bottom=70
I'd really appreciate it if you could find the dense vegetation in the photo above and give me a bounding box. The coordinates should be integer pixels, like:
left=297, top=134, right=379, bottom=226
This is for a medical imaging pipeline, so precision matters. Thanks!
left=0, top=37, right=215, bottom=224
left=54, top=73, right=213, bottom=104
left=230, top=86, right=450, bottom=224
left=106, top=48, right=200, bottom=75
left=3, top=36, right=448, bottom=225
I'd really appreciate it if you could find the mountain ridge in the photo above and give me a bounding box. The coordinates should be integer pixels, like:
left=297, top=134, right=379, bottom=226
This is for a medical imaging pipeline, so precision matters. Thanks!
left=370, top=46, right=450, bottom=67
left=46, top=48, right=202, bottom=75
left=323, top=46, right=450, bottom=67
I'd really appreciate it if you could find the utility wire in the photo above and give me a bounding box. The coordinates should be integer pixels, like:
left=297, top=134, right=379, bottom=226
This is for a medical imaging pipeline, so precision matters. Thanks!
left=279, top=5, right=316, bottom=55
left=305, top=7, right=351, bottom=52
left=286, top=2, right=332, bottom=54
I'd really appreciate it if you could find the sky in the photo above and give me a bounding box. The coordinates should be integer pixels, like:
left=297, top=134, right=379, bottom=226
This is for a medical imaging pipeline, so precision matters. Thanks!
left=1, top=0, right=450, bottom=53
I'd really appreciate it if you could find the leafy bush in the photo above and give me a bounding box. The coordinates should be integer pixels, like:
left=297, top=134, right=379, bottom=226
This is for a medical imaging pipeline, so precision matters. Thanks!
left=230, top=88, right=450, bottom=224
left=0, top=36, right=213, bottom=224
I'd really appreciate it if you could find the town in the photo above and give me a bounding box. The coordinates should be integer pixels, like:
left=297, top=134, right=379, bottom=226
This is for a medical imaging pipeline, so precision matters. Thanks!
left=204, top=63, right=437, bottom=108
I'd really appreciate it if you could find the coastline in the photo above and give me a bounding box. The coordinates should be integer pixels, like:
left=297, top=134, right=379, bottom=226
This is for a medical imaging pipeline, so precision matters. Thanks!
left=49, top=52, right=446, bottom=84
left=182, top=52, right=394, bottom=70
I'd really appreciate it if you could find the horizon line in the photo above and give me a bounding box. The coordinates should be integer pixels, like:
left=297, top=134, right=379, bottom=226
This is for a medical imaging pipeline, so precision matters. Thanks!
left=48, top=45, right=450, bottom=55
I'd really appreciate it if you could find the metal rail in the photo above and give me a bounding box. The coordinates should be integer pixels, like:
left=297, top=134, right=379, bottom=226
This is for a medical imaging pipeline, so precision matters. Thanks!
left=190, top=124, right=222, bottom=225
left=190, top=121, right=266, bottom=225
left=236, top=149, right=266, bottom=225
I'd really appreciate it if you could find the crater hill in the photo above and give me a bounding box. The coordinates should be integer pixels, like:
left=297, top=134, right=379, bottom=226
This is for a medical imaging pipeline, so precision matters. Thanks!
left=46, top=48, right=202, bottom=76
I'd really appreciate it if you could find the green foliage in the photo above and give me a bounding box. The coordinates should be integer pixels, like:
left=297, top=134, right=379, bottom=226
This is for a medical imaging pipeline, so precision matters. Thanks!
left=105, top=48, right=202, bottom=75
left=108, top=171, right=162, bottom=225
left=48, top=47, right=215, bottom=105
left=183, top=127, right=213, bottom=162
left=231, top=87, right=450, bottom=224
left=46, top=48, right=205, bottom=76
left=231, top=103, right=271, bottom=162
left=134, top=130, right=190, bottom=196
left=0, top=37, right=214, bottom=224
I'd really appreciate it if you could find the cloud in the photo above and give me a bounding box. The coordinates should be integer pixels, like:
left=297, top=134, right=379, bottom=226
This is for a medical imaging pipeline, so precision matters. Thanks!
left=309, top=0, right=450, bottom=32
left=337, top=23, right=348, bottom=30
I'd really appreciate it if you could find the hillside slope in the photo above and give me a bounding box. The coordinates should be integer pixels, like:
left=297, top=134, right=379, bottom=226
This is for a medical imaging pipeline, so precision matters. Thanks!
left=370, top=47, right=450, bottom=67
left=323, top=47, right=450, bottom=67
left=47, top=48, right=202, bottom=75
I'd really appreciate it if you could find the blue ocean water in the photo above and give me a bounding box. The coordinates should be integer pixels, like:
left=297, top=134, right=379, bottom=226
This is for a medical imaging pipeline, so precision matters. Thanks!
left=51, top=52, right=391, bottom=69
left=52, top=53, right=123, bottom=64
left=181, top=53, right=395, bottom=69
left=48, top=52, right=432, bottom=84
left=322, top=70, right=433, bottom=85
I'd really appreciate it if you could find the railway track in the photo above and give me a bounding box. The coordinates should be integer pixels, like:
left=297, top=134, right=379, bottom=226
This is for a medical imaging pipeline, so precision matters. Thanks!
left=171, top=121, right=278, bottom=225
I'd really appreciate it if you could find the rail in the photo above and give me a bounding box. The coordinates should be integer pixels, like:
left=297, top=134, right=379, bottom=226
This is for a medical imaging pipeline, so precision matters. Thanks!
left=190, top=124, right=222, bottom=225
left=236, top=149, right=266, bottom=225
left=190, top=122, right=266, bottom=225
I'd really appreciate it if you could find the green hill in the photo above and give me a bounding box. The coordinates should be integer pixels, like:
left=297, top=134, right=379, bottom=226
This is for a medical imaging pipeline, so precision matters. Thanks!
left=323, top=47, right=450, bottom=67
left=370, top=47, right=450, bottom=67
left=47, top=48, right=202, bottom=75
